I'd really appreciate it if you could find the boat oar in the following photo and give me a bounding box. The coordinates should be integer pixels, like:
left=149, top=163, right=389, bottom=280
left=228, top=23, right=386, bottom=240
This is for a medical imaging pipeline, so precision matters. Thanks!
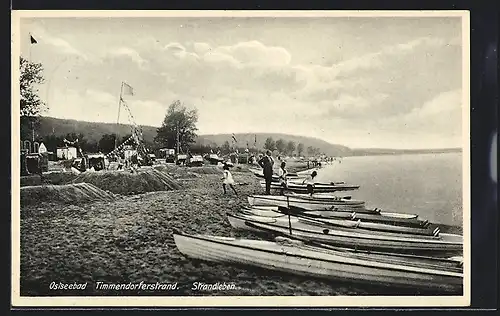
left=287, top=195, right=292, bottom=235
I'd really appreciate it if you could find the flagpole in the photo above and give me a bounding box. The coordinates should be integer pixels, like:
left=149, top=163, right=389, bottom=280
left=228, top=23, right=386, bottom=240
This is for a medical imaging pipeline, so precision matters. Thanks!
left=28, top=33, right=31, bottom=62
left=115, top=82, right=124, bottom=149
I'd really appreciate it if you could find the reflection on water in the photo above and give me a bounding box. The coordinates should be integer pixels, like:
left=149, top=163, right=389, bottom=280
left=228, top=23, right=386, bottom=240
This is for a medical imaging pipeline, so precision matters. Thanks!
left=315, top=152, right=463, bottom=226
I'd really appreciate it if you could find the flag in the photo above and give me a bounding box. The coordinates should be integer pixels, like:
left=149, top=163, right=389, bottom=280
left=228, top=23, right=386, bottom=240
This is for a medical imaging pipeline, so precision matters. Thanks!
left=231, top=134, right=237, bottom=143
left=122, top=82, right=134, bottom=96
left=30, top=35, right=37, bottom=44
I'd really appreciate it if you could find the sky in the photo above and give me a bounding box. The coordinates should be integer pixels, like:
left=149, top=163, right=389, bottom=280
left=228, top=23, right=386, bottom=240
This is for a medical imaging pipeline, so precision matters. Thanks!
left=18, top=14, right=466, bottom=149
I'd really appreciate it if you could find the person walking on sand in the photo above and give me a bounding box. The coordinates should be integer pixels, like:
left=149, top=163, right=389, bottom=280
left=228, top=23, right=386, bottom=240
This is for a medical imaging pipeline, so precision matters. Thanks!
left=222, top=164, right=238, bottom=195
left=258, top=150, right=274, bottom=195
left=302, top=170, right=318, bottom=196
left=278, top=161, right=288, bottom=196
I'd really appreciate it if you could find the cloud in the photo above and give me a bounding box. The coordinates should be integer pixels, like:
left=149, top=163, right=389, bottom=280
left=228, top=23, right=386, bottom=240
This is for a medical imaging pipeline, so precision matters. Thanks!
left=193, top=42, right=212, bottom=55
left=202, top=50, right=240, bottom=66
left=47, top=89, right=116, bottom=122
left=215, top=40, right=292, bottom=67
left=48, top=87, right=168, bottom=126
left=404, top=89, right=462, bottom=122
left=105, top=47, right=148, bottom=69
left=30, top=25, right=89, bottom=60
left=34, top=18, right=462, bottom=149
left=84, top=89, right=116, bottom=105
left=376, top=89, right=463, bottom=137
left=292, top=36, right=462, bottom=120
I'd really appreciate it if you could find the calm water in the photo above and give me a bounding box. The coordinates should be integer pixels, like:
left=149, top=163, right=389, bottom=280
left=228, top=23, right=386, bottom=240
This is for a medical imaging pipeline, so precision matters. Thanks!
left=315, top=152, right=463, bottom=226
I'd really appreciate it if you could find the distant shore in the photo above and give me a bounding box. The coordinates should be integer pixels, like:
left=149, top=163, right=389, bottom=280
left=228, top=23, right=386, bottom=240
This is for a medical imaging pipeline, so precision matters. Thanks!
left=347, top=148, right=462, bottom=157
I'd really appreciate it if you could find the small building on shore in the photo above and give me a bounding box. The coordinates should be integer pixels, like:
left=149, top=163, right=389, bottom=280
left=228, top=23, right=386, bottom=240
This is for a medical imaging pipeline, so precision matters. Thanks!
left=56, top=146, right=77, bottom=160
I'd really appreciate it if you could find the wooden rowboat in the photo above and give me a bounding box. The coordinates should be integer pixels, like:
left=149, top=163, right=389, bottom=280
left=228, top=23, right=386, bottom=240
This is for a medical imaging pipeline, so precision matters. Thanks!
left=227, top=214, right=463, bottom=255
left=302, top=209, right=428, bottom=228
left=259, top=180, right=360, bottom=193
left=174, top=232, right=463, bottom=293
left=248, top=195, right=367, bottom=212
left=236, top=211, right=439, bottom=239
left=239, top=207, right=435, bottom=236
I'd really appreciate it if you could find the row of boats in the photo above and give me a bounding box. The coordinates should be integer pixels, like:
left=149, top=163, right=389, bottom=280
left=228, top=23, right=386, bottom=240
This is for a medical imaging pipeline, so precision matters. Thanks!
left=174, top=166, right=464, bottom=294
left=249, top=167, right=361, bottom=193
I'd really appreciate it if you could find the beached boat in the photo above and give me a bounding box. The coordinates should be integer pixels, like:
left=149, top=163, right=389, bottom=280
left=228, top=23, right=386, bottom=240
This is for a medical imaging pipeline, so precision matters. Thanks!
left=302, top=209, right=428, bottom=227
left=249, top=168, right=305, bottom=182
left=239, top=207, right=435, bottom=236
left=174, top=232, right=463, bottom=293
left=204, top=217, right=461, bottom=272
left=227, top=214, right=463, bottom=254
left=248, top=195, right=367, bottom=211
left=259, top=180, right=360, bottom=193
left=244, top=204, right=425, bottom=227
left=285, top=192, right=354, bottom=200
left=235, top=211, right=438, bottom=239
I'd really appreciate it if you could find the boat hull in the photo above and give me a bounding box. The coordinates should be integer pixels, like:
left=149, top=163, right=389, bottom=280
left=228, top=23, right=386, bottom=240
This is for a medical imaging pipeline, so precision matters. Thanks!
left=240, top=208, right=435, bottom=236
left=227, top=214, right=463, bottom=255
left=248, top=195, right=367, bottom=212
left=259, top=181, right=360, bottom=193
left=302, top=209, right=428, bottom=228
left=174, top=233, right=462, bottom=293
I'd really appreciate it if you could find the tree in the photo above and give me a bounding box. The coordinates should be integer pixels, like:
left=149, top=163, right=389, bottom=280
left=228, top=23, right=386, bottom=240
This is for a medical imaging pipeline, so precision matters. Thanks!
left=263, top=137, right=276, bottom=152
left=275, top=139, right=286, bottom=154
left=297, top=143, right=304, bottom=156
left=98, top=134, right=118, bottom=153
left=306, top=146, right=314, bottom=156
left=221, top=141, right=231, bottom=154
left=20, top=56, right=46, bottom=140
left=154, top=100, right=198, bottom=153
left=42, top=134, right=65, bottom=153
left=121, top=133, right=133, bottom=145
left=286, top=141, right=296, bottom=156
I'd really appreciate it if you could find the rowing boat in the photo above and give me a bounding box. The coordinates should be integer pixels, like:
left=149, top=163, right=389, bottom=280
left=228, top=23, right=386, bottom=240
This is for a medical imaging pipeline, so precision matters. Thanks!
left=227, top=214, right=463, bottom=254
left=174, top=232, right=463, bottom=293
left=240, top=207, right=435, bottom=236
left=285, top=192, right=353, bottom=201
left=249, top=168, right=304, bottom=181
left=243, top=205, right=422, bottom=226
left=248, top=195, right=367, bottom=211
left=259, top=180, right=360, bottom=193
left=235, top=211, right=439, bottom=239
left=302, top=209, right=428, bottom=228
left=227, top=215, right=462, bottom=272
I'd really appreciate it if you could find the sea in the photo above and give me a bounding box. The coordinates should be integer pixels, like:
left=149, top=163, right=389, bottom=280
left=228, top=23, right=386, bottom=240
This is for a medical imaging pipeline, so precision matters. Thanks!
left=314, top=152, right=464, bottom=227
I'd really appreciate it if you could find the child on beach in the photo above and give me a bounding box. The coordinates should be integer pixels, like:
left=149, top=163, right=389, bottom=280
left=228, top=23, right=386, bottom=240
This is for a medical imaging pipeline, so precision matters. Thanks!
left=302, top=170, right=318, bottom=196
left=222, top=164, right=238, bottom=195
left=278, top=161, right=288, bottom=195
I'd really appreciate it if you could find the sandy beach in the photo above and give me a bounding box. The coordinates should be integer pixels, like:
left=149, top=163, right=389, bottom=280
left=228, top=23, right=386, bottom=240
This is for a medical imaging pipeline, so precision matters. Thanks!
left=18, top=161, right=459, bottom=297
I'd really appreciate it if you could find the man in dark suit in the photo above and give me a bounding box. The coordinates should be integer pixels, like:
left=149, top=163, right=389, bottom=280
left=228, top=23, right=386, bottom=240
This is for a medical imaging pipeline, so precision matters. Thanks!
left=258, top=150, right=274, bottom=195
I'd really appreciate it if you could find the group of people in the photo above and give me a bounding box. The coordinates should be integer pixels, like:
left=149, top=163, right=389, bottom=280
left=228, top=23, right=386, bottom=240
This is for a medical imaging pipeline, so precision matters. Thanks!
left=220, top=149, right=319, bottom=196
left=257, top=150, right=318, bottom=196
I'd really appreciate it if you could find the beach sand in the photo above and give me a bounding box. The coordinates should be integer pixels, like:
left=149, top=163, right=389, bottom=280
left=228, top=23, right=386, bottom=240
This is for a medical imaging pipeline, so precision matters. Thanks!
left=19, top=162, right=457, bottom=296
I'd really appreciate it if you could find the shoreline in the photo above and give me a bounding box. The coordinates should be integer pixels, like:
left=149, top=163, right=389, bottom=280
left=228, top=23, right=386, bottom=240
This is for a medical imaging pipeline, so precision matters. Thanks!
left=19, top=163, right=461, bottom=296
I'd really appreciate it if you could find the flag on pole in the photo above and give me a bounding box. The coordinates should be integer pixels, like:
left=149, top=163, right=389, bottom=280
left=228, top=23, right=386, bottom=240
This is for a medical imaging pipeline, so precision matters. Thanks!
left=122, top=82, right=134, bottom=96
left=30, top=35, right=37, bottom=44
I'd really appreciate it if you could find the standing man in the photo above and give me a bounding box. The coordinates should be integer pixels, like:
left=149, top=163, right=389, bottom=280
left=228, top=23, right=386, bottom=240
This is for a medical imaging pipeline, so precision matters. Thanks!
left=258, top=150, right=274, bottom=195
